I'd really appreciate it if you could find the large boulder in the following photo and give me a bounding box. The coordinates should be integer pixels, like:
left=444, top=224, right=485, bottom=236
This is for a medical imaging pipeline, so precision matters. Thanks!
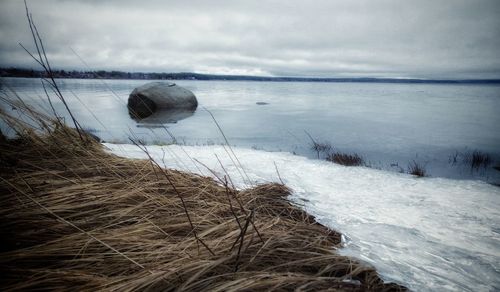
left=128, top=82, right=198, bottom=119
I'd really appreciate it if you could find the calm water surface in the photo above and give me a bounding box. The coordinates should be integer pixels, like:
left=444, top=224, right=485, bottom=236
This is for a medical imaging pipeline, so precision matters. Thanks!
left=1, top=77, right=500, bottom=183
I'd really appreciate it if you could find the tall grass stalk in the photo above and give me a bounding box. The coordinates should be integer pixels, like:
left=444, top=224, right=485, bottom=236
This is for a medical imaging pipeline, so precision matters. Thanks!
left=305, top=130, right=332, bottom=159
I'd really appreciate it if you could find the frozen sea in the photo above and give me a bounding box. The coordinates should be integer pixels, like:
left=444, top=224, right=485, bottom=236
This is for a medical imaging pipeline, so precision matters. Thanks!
left=1, top=77, right=500, bottom=290
left=1, top=77, right=499, bottom=183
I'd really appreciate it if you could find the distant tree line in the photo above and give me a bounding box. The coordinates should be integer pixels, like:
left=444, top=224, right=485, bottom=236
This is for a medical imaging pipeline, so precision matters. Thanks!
left=0, top=67, right=202, bottom=80
left=1, top=67, right=272, bottom=80
left=1, top=67, right=499, bottom=84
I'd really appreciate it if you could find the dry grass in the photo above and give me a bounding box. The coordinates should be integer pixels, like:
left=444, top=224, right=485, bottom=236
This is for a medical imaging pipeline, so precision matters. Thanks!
left=326, top=152, right=365, bottom=167
left=305, top=131, right=332, bottom=159
left=407, top=161, right=427, bottom=177
left=463, top=150, right=492, bottom=170
left=0, top=106, right=406, bottom=291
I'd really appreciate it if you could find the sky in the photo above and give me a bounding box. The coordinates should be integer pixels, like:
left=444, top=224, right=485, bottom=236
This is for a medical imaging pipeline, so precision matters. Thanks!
left=0, top=0, right=499, bottom=78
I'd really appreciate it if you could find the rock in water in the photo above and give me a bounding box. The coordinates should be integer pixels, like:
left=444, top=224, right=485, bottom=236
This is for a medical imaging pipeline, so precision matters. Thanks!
left=128, top=82, right=198, bottom=119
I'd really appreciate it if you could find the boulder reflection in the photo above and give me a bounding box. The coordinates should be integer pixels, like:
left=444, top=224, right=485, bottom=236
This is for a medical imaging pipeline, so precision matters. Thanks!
left=131, top=109, right=195, bottom=128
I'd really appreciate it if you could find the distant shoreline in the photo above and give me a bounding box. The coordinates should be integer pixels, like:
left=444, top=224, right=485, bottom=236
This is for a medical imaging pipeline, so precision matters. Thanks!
left=2, top=67, right=500, bottom=84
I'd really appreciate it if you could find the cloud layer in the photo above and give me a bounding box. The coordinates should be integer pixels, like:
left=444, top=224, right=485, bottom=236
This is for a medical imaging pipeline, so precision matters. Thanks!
left=1, top=0, right=499, bottom=78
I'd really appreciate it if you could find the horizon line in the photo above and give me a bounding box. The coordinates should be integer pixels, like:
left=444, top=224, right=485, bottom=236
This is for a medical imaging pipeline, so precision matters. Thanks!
left=2, top=67, right=500, bottom=84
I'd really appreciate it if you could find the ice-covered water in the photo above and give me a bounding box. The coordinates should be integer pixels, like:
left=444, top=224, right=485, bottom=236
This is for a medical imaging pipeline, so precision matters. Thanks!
left=105, top=143, right=500, bottom=291
left=1, top=77, right=500, bottom=182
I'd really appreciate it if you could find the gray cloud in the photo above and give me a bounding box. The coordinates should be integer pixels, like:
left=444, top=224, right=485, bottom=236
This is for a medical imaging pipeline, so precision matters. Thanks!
left=1, top=0, right=499, bottom=78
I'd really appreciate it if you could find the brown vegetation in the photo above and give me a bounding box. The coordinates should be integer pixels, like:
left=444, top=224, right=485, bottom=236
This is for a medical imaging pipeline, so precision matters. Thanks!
left=464, top=150, right=492, bottom=170
left=327, top=152, right=365, bottom=167
left=407, top=161, right=427, bottom=177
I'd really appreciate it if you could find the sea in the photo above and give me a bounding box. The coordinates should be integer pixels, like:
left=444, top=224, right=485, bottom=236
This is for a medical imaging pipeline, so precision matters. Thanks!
left=1, top=77, right=499, bottom=291
left=2, top=77, right=500, bottom=182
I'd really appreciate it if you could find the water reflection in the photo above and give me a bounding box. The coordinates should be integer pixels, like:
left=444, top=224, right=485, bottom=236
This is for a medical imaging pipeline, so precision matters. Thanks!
left=133, top=108, right=196, bottom=127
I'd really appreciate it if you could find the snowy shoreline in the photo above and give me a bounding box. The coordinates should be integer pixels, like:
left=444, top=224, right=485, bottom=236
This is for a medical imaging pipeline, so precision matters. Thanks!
left=105, top=143, right=500, bottom=292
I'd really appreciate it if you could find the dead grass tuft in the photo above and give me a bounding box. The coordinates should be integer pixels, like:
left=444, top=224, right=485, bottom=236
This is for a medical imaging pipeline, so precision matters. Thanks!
left=407, top=161, right=427, bottom=177
left=464, top=150, right=492, bottom=170
left=326, top=152, right=365, bottom=167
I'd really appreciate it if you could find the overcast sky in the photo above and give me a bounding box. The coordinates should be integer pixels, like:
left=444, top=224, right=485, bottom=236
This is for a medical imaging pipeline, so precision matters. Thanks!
left=1, top=0, right=499, bottom=78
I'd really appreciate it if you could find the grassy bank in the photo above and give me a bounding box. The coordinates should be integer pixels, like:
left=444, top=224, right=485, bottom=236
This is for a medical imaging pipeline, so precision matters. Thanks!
left=0, top=104, right=406, bottom=291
